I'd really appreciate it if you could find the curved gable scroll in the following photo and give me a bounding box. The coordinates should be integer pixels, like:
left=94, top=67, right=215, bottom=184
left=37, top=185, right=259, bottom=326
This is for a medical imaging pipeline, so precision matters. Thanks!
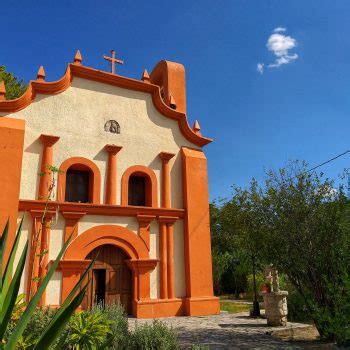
left=57, top=157, right=101, bottom=204
left=0, top=63, right=212, bottom=147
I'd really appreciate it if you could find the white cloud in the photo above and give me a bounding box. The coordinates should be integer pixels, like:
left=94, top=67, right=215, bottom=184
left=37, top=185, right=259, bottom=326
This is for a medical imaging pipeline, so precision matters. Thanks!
left=257, top=63, right=264, bottom=74
left=267, top=33, right=297, bottom=57
left=273, top=27, right=286, bottom=33
left=268, top=53, right=298, bottom=68
left=256, top=28, right=298, bottom=71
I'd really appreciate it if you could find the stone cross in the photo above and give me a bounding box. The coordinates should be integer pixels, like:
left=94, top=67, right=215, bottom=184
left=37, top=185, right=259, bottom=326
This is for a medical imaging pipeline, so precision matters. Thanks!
left=103, top=50, right=124, bottom=74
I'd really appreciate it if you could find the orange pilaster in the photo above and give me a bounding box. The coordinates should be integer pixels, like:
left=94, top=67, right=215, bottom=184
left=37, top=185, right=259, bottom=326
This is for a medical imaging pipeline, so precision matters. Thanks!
left=28, top=210, right=55, bottom=304
left=159, top=152, right=175, bottom=208
left=159, top=220, right=168, bottom=299
left=167, top=221, right=175, bottom=299
left=104, top=145, right=122, bottom=205
left=58, top=260, right=91, bottom=303
left=126, top=259, right=158, bottom=301
left=159, top=216, right=177, bottom=299
left=0, top=118, right=25, bottom=268
left=38, top=134, right=60, bottom=200
left=62, top=211, right=86, bottom=242
left=181, top=147, right=220, bottom=316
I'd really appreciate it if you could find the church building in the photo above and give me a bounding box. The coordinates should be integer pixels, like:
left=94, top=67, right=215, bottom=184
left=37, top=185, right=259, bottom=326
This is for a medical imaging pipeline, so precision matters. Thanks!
left=0, top=50, right=219, bottom=318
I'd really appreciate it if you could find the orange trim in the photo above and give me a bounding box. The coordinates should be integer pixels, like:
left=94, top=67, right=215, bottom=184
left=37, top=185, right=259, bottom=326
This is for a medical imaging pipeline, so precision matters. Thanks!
left=121, top=165, right=158, bottom=207
left=104, top=145, right=122, bottom=205
left=64, top=225, right=149, bottom=260
left=159, top=152, right=175, bottom=208
left=181, top=147, right=217, bottom=302
left=0, top=118, right=25, bottom=269
left=159, top=221, right=167, bottom=299
left=136, top=215, right=155, bottom=251
left=150, top=60, right=187, bottom=115
left=27, top=210, right=56, bottom=303
left=135, top=298, right=184, bottom=318
left=133, top=297, right=220, bottom=318
left=184, top=296, right=220, bottom=316
left=18, top=199, right=185, bottom=218
left=0, top=63, right=212, bottom=147
left=167, top=222, right=175, bottom=299
left=61, top=211, right=85, bottom=242
left=57, top=259, right=91, bottom=303
left=57, top=157, right=101, bottom=204
left=38, top=134, right=60, bottom=200
left=126, top=259, right=158, bottom=301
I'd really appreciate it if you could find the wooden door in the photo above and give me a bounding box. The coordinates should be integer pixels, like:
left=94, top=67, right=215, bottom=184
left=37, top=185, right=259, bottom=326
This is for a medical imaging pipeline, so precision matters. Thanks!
left=85, top=245, right=132, bottom=314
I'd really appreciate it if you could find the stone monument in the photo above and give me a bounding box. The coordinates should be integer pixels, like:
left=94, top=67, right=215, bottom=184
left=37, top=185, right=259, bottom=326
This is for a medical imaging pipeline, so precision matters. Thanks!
left=260, top=266, right=288, bottom=326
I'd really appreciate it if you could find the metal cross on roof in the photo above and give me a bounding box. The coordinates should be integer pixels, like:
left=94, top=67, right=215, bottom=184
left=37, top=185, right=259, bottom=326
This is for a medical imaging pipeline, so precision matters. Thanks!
left=103, top=50, right=124, bottom=74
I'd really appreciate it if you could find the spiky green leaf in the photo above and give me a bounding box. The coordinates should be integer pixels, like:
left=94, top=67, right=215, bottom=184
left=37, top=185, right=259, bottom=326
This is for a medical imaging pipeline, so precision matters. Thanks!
left=0, top=240, right=28, bottom=340
left=0, top=216, right=24, bottom=308
left=5, top=233, right=73, bottom=349
left=0, top=218, right=10, bottom=290
left=34, top=284, right=88, bottom=350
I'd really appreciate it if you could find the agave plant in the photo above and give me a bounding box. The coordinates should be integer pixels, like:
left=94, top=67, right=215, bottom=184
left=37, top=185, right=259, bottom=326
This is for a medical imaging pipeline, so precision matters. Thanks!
left=0, top=217, right=95, bottom=349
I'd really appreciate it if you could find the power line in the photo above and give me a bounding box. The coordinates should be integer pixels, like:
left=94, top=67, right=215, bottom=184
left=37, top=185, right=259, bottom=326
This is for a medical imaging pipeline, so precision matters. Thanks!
left=294, top=150, right=350, bottom=179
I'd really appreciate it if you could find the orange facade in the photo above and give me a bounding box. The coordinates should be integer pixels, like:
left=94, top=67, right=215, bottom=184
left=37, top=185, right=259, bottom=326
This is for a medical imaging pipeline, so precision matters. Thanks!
left=0, top=53, right=219, bottom=318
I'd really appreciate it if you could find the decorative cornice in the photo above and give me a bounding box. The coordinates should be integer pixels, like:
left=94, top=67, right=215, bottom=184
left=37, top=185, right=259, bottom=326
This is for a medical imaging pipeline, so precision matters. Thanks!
left=30, top=209, right=57, bottom=219
left=61, top=211, right=86, bottom=220
left=19, top=199, right=185, bottom=218
left=137, top=214, right=156, bottom=223
left=159, top=152, right=175, bottom=161
left=0, top=63, right=212, bottom=147
left=158, top=216, right=178, bottom=224
left=104, top=144, right=123, bottom=155
left=39, top=134, right=60, bottom=146
left=126, top=259, right=158, bottom=272
left=54, top=259, right=91, bottom=271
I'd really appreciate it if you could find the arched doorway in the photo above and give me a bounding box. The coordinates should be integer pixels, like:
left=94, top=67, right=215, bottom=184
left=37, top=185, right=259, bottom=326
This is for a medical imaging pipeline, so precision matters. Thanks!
left=85, top=244, right=132, bottom=314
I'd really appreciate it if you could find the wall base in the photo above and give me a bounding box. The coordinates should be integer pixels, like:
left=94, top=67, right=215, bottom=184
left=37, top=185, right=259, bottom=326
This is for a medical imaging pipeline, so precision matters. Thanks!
left=133, top=296, right=220, bottom=318
left=134, top=298, right=184, bottom=318
left=184, top=296, right=220, bottom=316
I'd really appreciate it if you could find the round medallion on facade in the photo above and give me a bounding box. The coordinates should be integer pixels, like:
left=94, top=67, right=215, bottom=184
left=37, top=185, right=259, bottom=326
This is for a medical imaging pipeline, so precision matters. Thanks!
left=104, top=120, right=120, bottom=134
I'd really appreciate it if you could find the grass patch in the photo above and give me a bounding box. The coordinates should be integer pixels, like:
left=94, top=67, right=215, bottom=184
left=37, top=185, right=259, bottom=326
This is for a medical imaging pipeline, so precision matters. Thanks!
left=220, top=301, right=251, bottom=314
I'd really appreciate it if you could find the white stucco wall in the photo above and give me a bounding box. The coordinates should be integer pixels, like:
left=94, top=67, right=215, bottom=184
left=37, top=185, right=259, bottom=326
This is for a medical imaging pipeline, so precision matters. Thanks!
left=5, top=77, right=198, bottom=208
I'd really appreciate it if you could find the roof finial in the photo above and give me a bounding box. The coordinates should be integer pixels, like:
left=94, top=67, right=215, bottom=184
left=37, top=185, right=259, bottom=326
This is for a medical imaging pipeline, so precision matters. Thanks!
left=37, top=66, right=46, bottom=81
left=141, top=69, right=151, bottom=83
left=74, top=50, right=82, bottom=65
left=0, top=81, right=6, bottom=101
left=169, top=95, right=176, bottom=109
left=193, top=120, right=201, bottom=135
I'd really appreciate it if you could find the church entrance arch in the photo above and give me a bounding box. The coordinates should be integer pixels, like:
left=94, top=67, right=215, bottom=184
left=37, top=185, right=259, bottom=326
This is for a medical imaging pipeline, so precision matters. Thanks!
left=61, top=225, right=158, bottom=317
left=85, top=244, right=132, bottom=314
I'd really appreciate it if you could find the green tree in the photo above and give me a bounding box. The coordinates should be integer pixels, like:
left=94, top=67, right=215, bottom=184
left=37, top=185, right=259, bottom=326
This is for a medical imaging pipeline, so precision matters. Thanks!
left=0, top=66, right=27, bottom=100
left=234, top=161, right=350, bottom=345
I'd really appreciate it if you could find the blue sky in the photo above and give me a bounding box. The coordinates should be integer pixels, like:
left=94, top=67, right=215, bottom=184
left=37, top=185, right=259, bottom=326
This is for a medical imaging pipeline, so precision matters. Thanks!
left=1, top=1, right=350, bottom=200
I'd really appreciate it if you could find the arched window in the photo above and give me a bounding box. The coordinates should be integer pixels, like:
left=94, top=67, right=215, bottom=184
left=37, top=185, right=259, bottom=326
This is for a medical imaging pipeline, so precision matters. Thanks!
left=128, top=175, right=147, bottom=206
left=121, top=166, right=158, bottom=208
left=57, top=157, right=101, bottom=204
left=65, top=165, right=92, bottom=203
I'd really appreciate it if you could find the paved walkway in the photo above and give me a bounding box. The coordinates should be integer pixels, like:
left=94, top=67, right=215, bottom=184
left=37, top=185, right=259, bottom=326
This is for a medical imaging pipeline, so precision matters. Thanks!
left=128, top=312, right=337, bottom=349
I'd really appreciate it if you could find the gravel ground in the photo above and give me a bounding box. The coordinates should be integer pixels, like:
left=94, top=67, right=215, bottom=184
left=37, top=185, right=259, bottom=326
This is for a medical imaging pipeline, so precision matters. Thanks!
left=128, top=312, right=338, bottom=349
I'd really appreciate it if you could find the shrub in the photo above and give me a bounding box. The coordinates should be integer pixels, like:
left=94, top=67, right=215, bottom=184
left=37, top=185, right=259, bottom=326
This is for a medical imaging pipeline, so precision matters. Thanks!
left=91, top=302, right=128, bottom=348
left=66, top=309, right=114, bottom=349
left=128, top=320, right=180, bottom=350
left=22, top=307, right=56, bottom=343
